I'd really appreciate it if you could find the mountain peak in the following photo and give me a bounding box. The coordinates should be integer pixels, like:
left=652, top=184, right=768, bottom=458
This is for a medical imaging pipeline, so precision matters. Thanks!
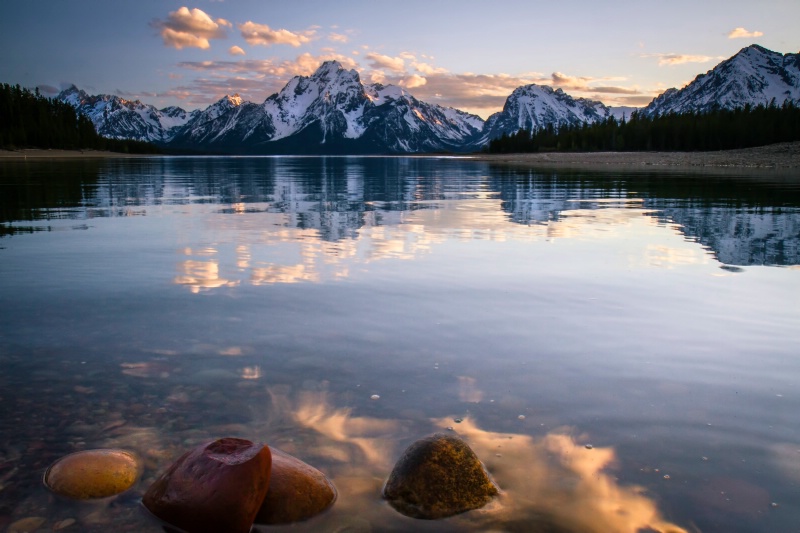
left=640, top=44, right=800, bottom=117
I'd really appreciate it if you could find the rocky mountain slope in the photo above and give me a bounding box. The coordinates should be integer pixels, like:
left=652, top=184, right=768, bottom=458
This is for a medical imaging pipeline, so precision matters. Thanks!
left=640, top=45, right=800, bottom=117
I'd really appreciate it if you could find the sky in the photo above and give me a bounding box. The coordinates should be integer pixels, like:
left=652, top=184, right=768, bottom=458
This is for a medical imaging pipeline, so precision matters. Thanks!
left=1, top=0, right=798, bottom=119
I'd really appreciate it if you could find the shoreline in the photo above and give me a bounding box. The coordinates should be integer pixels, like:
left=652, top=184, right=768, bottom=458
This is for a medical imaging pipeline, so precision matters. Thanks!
left=0, top=149, right=153, bottom=159
left=2, top=142, right=798, bottom=170
left=464, top=141, right=800, bottom=171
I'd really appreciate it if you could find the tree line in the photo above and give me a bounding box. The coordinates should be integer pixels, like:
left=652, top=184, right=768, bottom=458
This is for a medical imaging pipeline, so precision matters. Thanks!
left=486, top=101, right=800, bottom=153
left=0, top=83, right=160, bottom=153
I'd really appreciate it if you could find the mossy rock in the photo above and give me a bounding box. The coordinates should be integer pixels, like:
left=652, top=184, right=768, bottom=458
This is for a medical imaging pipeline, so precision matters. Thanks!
left=382, top=433, right=499, bottom=519
left=44, top=449, right=140, bottom=500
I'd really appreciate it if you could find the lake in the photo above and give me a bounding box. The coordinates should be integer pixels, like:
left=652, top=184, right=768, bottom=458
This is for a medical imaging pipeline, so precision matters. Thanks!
left=1, top=156, right=799, bottom=532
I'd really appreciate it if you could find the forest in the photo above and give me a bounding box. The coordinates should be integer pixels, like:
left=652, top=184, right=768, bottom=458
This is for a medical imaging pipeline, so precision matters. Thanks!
left=0, top=83, right=160, bottom=154
left=486, top=101, right=800, bottom=153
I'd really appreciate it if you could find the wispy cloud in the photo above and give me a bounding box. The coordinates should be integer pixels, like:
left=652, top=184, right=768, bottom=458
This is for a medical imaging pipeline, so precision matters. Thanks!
left=238, top=21, right=314, bottom=47
left=228, top=45, right=245, bottom=56
left=328, top=33, right=349, bottom=44
left=167, top=48, right=652, bottom=115
left=728, top=27, right=764, bottom=39
left=644, top=53, right=724, bottom=66
left=151, top=7, right=231, bottom=50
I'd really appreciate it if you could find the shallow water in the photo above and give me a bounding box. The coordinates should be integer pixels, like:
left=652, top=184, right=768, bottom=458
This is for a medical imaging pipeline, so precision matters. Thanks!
left=1, top=156, right=799, bottom=532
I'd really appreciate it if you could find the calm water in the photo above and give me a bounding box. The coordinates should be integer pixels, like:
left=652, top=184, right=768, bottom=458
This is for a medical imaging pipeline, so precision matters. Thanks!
left=1, top=157, right=799, bottom=532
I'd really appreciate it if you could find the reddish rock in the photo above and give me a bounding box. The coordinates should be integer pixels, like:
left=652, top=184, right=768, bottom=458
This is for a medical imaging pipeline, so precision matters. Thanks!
left=382, top=433, right=499, bottom=519
left=255, top=448, right=337, bottom=524
left=142, top=438, right=271, bottom=533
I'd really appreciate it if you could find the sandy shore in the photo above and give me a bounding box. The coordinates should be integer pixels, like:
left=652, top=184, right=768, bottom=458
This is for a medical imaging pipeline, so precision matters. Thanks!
left=466, top=141, right=800, bottom=171
left=0, top=149, right=153, bottom=159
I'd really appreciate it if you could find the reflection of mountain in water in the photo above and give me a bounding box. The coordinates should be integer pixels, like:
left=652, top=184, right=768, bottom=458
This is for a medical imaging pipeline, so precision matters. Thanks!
left=2, top=158, right=799, bottom=266
left=489, top=168, right=800, bottom=266
left=653, top=204, right=800, bottom=266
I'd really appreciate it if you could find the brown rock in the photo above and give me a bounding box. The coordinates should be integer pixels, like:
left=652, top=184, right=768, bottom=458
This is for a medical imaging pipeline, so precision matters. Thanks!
left=43, top=449, right=140, bottom=500
left=255, top=448, right=337, bottom=524
left=382, top=433, right=499, bottom=519
left=142, top=437, right=271, bottom=533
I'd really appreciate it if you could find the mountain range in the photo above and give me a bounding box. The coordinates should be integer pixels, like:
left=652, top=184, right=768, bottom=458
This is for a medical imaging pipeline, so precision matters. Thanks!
left=57, top=44, right=799, bottom=154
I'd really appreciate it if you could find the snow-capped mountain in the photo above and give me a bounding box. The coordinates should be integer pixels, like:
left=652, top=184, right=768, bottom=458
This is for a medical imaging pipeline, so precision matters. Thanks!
left=171, top=61, right=485, bottom=153
left=479, top=84, right=611, bottom=143
left=640, top=45, right=800, bottom=117
left=57, top=85, right=198, bottom=143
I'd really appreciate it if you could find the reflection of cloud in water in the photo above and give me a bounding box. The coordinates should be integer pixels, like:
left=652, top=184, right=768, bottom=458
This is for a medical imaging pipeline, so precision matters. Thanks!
left=643, top=244, right=708, bottom=269
left=435, top=417, right=688, bottom=533
left=263, top=388, right=686, bottom=532
left=458, top=376, right=484, bottom=403
left=174, top=259, right=239, bottom=293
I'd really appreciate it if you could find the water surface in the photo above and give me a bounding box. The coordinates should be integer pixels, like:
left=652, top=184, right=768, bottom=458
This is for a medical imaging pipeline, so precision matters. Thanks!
left=1, top=157, right=799, bottom=532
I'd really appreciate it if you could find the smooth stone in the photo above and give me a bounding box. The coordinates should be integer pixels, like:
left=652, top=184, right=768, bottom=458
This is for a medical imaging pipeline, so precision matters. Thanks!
left=382, top=433, right=499, bottom=519
left=43, top=449, right=140, bottom=500
left=255, top=448, right=337, bottom=524
left=7, top=517, right=46, bottom=533
left=53, top=518, right=77, bottom=530
left=142, top=437, right=271, bottom=533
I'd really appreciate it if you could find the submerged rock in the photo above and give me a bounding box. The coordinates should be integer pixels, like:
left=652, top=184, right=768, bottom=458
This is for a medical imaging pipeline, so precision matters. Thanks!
left=255, top=448, right=337, bottom=524
left=142, top=437, right=271, bottom=533
left=44, top=449, right=140, bottom=500
left=382, top=433, right=499, bottom=519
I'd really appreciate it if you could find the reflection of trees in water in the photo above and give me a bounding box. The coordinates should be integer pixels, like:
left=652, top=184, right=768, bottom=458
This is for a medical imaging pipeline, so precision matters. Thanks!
left=489, top=167, right=800, bottom=266
left=3, top=158, right=798, bottom=265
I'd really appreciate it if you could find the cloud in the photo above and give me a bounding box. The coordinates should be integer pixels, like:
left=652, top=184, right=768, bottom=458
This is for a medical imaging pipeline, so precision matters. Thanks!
left=152, top=7, right=230, bottom=50
left=36, top=84, right=60, bottom=97
left=228, top=45, right=245, bottom=56
left=399, top=74, right=427, bottom=89
left=168, top=49, right=649, bottom=116
left=328, top=33, right=349, bottom=43
left=173, top=52, right=359, bottom=105
left=728, top=27, right=764, bottom=39
left=238, top=21, right=313, bottom=47
left=365, top=52, right=405, bottom=72
left=645, top=53, right=724, bottom=66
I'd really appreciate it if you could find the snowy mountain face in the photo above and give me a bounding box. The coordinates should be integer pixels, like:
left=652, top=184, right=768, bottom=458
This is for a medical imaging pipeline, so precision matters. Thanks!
left=57, top=86, right=196, bottom=143
left=479, top=84, right=611, bottom=143
left=640, top=45, right=800, bottom=117
left=170, top=60, right=485, bottom=153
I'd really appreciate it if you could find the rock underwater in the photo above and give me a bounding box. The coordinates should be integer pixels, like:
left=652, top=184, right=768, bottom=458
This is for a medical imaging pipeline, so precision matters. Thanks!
left=255, top=447, right=337, bottom=524
left=382, top=433, right=499, bottom=519
left=43, top=448, right=141, bottom=500
left=142, top=437, right=271, bottom=533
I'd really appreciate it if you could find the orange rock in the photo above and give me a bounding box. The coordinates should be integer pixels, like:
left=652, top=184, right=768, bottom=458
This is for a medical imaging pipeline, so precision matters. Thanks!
left=142, top=438, right=271, bottom=533
left=44, top=449, right=140, bottom=500
left=255, top=448, right=337, bottom=524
